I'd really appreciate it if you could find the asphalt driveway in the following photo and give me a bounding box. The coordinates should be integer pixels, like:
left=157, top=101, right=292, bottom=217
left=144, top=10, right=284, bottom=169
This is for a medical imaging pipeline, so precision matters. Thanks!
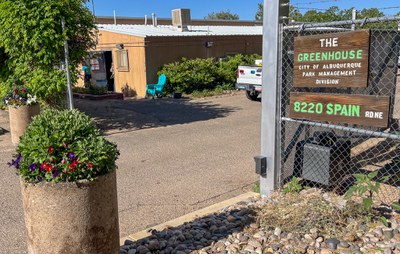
left=0, top=92, right=260, bottom=253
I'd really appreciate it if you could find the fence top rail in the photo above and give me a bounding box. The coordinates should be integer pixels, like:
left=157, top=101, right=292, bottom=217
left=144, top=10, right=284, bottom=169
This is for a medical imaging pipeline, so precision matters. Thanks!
left=284, top=15, right=400, bottom=31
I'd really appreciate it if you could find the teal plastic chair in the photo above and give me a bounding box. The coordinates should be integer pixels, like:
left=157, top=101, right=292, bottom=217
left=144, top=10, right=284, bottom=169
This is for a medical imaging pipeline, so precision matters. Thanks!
left=146, top=74, right=167, bottom=99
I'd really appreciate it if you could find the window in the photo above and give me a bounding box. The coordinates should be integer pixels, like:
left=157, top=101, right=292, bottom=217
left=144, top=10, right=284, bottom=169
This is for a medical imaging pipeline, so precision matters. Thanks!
left=116, top=50, right=129, bottom=71
left=90, top=58, right=100, bottom=71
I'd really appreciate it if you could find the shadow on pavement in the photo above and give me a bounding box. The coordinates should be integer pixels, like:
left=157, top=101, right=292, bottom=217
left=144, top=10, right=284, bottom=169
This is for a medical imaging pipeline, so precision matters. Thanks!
left=75, top=97, right=240, bottom=134
left=120, top=205, right=257, bottom=254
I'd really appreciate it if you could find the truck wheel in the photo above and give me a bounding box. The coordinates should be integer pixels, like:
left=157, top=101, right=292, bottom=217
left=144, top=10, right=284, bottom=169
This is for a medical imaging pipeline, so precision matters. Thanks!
left=246, top=91, right=259, bottom=101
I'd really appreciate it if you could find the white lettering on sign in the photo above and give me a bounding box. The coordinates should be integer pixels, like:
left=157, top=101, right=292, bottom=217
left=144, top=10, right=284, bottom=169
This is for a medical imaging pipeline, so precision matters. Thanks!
left=299, top=65, right=310, bottom=70
left=319, top=37, right=338, bottom=47
left=302, top=72, right=315, bottom=77
left=365, top=111, right=384, bottom=119
left=316, top=79, right=339, bottom=85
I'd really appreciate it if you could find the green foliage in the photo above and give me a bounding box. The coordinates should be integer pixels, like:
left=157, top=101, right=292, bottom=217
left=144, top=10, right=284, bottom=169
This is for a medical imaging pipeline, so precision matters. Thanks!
left=256, top=3, right=399, bottom=28
left=283, top=177, right=303, bottom=194
left=255, top=3, right=263, bottom=21
left=0, top=0, right=96, bottom=106
left=344, top=171, right=389, bottom=211
left=217, top=54, right=261, bottom=87
left=159, top=54, right=261, bottom=94
left=73, top=86, right=108, bottom=95
left=205, top=10, right=239, bottom=20
left=10, top=109, right=119, bottom=183
left=161, top=57, right=218, bottom=93
left=392, top=202, right=400, bottom=212
left=252, top=181, right=260, bottom=193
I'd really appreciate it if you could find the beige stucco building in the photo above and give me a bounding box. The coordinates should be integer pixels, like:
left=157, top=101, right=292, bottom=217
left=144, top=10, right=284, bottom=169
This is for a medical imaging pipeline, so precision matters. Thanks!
left=86, top=10, right=262, bottom=97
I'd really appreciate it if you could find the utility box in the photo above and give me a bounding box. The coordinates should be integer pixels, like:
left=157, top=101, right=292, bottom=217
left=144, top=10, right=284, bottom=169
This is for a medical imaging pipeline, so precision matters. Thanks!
left=293, top=132, right=351, bottom=186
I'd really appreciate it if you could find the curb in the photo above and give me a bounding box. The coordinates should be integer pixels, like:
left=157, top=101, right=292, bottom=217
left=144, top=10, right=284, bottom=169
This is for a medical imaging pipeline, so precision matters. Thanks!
left=120, top=191, right=259, bottom=245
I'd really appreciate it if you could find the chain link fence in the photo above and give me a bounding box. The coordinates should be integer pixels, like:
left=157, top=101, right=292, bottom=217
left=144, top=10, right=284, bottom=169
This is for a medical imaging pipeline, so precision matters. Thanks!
left=279, top=16, right=400, bottom=204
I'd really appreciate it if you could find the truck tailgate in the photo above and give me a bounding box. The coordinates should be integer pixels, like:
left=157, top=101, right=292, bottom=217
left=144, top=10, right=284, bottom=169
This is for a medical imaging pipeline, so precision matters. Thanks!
left=236, top=66, right=262, bottom=85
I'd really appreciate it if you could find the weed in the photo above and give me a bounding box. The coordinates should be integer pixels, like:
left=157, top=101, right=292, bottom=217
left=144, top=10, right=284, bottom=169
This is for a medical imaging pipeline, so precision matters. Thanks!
left=283, top=177, right=303, bottom=194
left=344, top=171, right=389, bottom=211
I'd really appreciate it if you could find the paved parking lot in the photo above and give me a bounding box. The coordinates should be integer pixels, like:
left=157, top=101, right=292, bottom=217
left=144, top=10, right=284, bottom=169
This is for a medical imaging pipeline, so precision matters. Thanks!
left=0, top=93, right=260, bottom=253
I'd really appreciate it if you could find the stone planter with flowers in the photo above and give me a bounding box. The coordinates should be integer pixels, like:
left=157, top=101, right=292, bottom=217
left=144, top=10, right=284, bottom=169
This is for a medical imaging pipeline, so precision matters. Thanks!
left=8, top=109, right=120, bottom=254
left=4, top=87, right=39, bottom=144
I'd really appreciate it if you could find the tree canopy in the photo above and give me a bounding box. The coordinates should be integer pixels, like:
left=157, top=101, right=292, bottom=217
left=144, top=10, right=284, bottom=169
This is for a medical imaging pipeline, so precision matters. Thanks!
left=205, top=10, right=239, bottom=20
left=0, top=0, right=96, bottom=105
left=255, top=3, right=399, bottom=27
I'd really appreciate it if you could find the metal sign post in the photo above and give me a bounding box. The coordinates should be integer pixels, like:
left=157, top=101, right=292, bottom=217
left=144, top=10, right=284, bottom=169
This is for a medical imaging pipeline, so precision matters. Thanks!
left=259, top=0, right=284, bottom=196
left=61, top=17, right=74, bottom=110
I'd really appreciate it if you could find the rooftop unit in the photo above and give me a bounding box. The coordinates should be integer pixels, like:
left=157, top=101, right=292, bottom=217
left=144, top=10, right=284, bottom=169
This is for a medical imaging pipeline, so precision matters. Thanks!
left=172, top=9, right=191, bottom=32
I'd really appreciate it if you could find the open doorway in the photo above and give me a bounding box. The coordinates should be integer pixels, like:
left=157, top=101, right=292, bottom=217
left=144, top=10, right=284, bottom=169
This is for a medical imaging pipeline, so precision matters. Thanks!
left=89, top=51, right=115, bottom=92
left=104, top=51, right=114, bottom=92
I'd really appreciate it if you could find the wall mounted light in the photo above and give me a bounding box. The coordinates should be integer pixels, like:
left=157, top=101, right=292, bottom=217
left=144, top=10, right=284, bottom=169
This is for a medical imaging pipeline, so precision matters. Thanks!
left=116, top=43, right=124, bottom=49
left=205, top=41, right=214, bottom=48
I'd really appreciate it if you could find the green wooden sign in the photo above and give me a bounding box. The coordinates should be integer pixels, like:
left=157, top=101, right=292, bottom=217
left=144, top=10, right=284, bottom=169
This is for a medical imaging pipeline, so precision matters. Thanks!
left=293, top=30, right=370, bottom=88
left=289, top=92, right=390, bottom=128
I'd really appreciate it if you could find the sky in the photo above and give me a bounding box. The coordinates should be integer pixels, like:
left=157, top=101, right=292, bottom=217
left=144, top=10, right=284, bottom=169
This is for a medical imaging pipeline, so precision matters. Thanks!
left=88, top=0, right=400, bottom=21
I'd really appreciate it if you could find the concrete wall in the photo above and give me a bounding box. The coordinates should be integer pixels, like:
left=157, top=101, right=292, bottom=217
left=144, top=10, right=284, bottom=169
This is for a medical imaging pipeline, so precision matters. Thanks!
left=96, top=31, right=147, bottom=96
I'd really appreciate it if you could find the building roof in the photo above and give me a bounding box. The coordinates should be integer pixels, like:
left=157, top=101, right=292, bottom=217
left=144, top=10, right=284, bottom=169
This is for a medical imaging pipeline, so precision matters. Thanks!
left=98, top=24, right=262, bottom=38
left=96, top=16, right=262, bottom=26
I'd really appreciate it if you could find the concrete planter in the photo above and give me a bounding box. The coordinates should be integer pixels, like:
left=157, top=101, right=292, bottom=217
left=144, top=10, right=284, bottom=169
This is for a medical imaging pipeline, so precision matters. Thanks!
left=20, top=170, right=120, bottom=254
left=9, top=104, right=40, bottom=144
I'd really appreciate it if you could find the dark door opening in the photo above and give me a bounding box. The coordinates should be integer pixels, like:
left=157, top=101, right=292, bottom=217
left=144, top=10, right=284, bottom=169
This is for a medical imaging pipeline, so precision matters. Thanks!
left=104, top=51, right=114, bottom=92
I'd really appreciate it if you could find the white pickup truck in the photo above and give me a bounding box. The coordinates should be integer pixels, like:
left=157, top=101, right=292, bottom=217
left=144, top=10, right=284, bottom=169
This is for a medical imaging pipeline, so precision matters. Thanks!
left=235, top=60, right=262, bottom=101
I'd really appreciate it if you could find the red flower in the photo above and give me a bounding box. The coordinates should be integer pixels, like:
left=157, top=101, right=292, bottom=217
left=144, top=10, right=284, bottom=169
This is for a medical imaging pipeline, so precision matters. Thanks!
left=40, top=162, right=53, bottom=173
left=21, top=88, right=27, bottom=93
left=87, top=162, right=93, bottom=168
left=13, top=88, right=18, bottom=95
left=69, top=160, right=78, bottom=172
left=45, top=164, right=53, bottom=173
left=48, top=146, right=54, bottom=154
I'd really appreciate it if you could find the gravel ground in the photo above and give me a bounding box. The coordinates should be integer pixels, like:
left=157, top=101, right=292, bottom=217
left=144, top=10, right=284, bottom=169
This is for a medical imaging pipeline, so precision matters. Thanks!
left=120, top=188, right=400, bottom=254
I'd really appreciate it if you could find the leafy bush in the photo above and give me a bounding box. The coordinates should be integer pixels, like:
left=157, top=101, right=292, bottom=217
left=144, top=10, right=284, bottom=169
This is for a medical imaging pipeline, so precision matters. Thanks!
left=160, top=57, right=218, bottom=93
left=73, top=86, right=108, bottom=95
left=159, top=53, right=261, bottom=94
left=216, top=54, right=261, bottom=87
left=8, top=109, right=119, bottom=183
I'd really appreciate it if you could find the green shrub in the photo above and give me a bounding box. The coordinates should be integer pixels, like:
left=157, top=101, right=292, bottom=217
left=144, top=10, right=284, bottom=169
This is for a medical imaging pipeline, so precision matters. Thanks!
left=160, top=57, right=218, bottom=93
left=159, top=53, right=262, bottom=94
left=73, top=86, right=108, bottom=95
left=8, top=109, right=119, bottom=183
left=216, top=54, right=261, bottom=87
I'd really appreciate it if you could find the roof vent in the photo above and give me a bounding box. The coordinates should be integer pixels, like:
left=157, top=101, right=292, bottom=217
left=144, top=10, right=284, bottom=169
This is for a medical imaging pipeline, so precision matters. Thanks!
left=172, top=9, right=191, bottom=32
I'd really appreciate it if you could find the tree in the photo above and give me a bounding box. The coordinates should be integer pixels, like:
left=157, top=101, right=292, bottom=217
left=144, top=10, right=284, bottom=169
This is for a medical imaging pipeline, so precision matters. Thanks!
left=255, top=3, right=263, bottom=21
left=255, top=3, right=388, bottom=23
left=0, top=0, right=96, bottom=105
left=205, top=10, right=239, bottom=20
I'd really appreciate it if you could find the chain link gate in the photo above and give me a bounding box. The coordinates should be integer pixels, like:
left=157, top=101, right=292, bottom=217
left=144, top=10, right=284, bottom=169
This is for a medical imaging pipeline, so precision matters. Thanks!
left=278, top=16, right=400, bottom=204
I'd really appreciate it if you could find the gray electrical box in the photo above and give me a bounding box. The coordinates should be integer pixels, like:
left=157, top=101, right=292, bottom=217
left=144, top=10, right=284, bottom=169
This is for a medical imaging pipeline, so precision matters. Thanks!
left=254, top=156, right=267, bottom=176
